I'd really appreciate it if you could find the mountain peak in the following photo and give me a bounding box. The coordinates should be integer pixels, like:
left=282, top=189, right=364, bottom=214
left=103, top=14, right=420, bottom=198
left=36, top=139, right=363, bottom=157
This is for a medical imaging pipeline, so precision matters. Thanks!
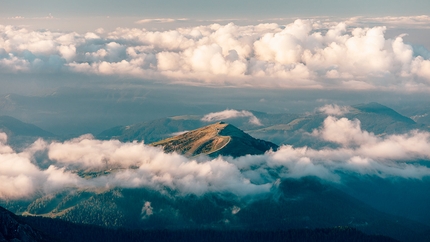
left=151, top=122, right=278, bottom=157
left=352, top=102, right=415, bottom=124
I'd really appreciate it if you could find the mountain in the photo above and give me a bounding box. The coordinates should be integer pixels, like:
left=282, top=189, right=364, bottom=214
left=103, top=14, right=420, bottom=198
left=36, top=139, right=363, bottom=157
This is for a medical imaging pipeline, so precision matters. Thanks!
left=4, top=178, right=426, bottom=241
left=0, top=115, right=55, bottom=149
left=151, top=122, right=278, bottom=157
left=97, top=116, right=205, bottom=144
left=97, top=102, right=424, bottom=149
left=391, top=101, right=430, bottom=127
left=248, top=102, right=425, bottom=147
left=0, top=206, right=400, bottom=242
left=348, top=102, right=417, bottom=133
left=0, top=206, right=48, bottom=242
left=0, top=116, right=54, bottom=138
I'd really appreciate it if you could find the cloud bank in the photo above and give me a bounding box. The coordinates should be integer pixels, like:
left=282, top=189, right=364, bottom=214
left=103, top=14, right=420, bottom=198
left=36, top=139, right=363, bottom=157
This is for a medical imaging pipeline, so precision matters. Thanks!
left=202, top=109, right=262, bottom=126
left=1, top=114, right=430, bottom=200
left=1, top=19, right=430, bottom=90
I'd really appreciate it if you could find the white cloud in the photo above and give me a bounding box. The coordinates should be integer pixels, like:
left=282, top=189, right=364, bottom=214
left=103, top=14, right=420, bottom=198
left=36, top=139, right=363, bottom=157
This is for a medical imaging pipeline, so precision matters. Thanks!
left=318, top=104, right=350, bottom=116
left=312, top=116, right=374, bottom=146
left=141, top=201, right=153, bottom=219
left=312, top=116, right=430, bottom=161
left=171, top=131, right=189, bottom=136
left=0, top=19, right=429, bottom=90
left=0, top=137, right=82, bottom=199
left=202, top=109, right=262, bottom=126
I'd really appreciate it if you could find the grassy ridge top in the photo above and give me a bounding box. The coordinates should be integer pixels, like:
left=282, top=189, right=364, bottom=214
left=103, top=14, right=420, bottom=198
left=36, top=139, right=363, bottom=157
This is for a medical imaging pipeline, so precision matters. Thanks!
left=151, top=122, right=231, bottom=156
left=151, top=122, right=278, bottom=157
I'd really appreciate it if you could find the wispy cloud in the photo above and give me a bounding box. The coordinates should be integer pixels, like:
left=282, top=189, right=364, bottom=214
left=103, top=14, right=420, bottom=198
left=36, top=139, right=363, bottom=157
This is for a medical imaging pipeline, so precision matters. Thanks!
left=136, top=18, right=188, bottom=24
left=202, top=109, right=263, bottom=126
left=317, top=104, right=351, bottom=116
left=4, top=14, right=56, bottom=20
left=6, top=16, right=25, bottom=20
left=348, top=15, right=430, bottom=29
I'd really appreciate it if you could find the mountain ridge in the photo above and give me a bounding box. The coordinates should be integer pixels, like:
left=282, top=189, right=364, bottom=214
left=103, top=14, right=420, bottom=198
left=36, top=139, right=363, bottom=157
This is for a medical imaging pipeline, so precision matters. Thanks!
left=0, top=115, right=54, bottom=138
left=97, top=102, right=425, bottom=149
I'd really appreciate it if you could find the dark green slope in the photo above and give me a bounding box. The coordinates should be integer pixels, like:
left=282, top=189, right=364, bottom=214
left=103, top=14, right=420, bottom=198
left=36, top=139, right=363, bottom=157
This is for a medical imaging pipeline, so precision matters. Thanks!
left=18, top=211, right=401, bottom=242
left=0, top=206, right=49, bottom=242
left=5, top=178, right=426, bottom=241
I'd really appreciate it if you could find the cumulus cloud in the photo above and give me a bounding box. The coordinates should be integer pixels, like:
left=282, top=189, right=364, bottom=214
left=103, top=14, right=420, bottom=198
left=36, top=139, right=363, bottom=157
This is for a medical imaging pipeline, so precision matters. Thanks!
left=1, top=113, right=430, bottom=200
left=0, top=137, right=82, bottom=200
left=202, top=109, right=262, bottom=126
left=313, top=116, right=373, bottom=146
left=1, top=19, right=430, bottom=90
left=315, top=116, right=430, bottom=161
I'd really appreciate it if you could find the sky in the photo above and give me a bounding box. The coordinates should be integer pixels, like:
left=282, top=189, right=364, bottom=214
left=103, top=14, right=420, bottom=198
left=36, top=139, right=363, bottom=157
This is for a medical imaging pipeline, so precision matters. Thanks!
left=1, top=0, right=430, bottom=134
left=2, top=0, right=430, bottom=18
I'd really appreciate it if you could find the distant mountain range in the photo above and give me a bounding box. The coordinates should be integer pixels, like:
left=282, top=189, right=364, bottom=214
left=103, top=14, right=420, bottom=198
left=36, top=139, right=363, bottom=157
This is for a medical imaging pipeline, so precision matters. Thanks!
left=0, top=115, right=53, bottom=138
left=2, top=102, right=423, bottom=148
left=0, top=115, right=55, bottom=149
left=97, top=102, right=428, bottom=148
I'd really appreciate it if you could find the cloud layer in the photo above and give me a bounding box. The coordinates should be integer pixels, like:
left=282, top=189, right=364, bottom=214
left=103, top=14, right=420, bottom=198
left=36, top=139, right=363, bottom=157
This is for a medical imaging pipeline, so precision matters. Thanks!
left=1, top=114, right=430, bottom=200
left=1, top=19, right=430, bottom=90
